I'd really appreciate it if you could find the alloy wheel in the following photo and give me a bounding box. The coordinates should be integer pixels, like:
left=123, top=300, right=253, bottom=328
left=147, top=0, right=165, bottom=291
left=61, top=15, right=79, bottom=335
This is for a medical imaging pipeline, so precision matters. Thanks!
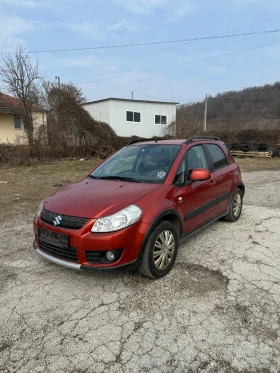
left=153, top=230, right=175, bottom=270
left=233, top=192, right=242, bottom=217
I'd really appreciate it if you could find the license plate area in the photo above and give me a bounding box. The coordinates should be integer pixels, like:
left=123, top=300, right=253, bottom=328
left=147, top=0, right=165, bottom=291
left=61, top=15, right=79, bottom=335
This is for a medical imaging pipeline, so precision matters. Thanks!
left=38, top=228, right=69, bottom=248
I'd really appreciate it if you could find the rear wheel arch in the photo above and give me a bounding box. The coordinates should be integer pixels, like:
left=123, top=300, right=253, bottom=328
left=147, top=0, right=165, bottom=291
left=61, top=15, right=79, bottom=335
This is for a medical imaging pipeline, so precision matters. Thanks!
left=224, top=186, right=243, bottom=222
left=234, top=182, right=245, bottom=197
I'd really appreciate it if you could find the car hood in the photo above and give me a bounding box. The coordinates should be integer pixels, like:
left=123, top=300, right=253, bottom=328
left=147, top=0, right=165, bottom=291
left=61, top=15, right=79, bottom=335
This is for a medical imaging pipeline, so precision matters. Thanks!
left=44, top=178, right=160, bottom=218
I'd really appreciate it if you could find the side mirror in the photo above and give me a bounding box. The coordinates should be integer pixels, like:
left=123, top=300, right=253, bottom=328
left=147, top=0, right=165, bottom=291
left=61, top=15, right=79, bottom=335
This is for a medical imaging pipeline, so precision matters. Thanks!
left=190, top=168, right=211, bottom=181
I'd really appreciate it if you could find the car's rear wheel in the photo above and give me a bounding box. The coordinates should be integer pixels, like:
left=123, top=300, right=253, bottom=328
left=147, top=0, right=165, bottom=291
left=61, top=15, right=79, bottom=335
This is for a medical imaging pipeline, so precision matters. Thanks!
left=223, top=188, right=243, bottom=222
left=139, top=221, right=178, bottom=279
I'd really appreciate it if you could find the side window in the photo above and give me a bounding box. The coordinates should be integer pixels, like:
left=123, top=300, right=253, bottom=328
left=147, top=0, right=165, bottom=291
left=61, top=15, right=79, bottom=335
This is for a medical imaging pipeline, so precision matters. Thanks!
left=126, top=111, right=141, bottom=123
left=173, top=145, right=208, bottom=185
left=14, top=115, right=22, bottom=130
left=126, top=111, right=133, bottom=122
left=225, top=145, right=235, bottom=163
left=206, top=144, right=228, bottom=170
left=155, top=115, right=167, bottom=125
left=134, top=112, right=141, bottom=123
left=173, top=158, right=186, bottom=186
left=187, top=145, right=208, bottom=173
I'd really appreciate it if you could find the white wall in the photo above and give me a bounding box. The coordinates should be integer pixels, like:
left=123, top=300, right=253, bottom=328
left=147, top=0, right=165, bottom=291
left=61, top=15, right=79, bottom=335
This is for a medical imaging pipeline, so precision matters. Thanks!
left=83, top=100, right=111, bottom=125
left=83, top=99, right=176, bottom=137
left=111, top=100, right=176, bottom=137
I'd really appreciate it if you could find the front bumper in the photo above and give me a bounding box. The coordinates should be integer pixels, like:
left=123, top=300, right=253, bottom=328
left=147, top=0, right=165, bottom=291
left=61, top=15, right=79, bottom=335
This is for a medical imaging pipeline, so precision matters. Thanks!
left=33, top=241, right=137, bottom=271
left=33, top=215, right=150, bottom=270
left=34, top=242, right=81, bottom=270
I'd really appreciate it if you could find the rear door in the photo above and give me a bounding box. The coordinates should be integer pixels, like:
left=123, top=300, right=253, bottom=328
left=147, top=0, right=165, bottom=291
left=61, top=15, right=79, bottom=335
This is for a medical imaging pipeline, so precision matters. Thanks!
left=203, top=143, right=233, bottom=214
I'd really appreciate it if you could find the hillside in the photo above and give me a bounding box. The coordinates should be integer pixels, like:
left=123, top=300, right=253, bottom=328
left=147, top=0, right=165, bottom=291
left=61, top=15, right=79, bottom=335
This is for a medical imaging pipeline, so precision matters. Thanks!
left=177, top=82, right=280, bottom=132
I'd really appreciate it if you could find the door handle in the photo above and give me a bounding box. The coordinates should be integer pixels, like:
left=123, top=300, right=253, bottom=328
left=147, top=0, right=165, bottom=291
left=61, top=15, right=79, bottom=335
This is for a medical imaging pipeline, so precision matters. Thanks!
left=210, top=180, right=216, bottom=187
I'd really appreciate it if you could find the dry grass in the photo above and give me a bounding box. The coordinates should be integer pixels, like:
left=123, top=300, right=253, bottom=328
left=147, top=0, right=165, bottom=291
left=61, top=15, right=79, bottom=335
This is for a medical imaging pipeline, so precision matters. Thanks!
left=0, top=157, right=279, bottom=223
left=0, top=159, right=99, bottom=223
left=235, top=156, right=280, bottom=171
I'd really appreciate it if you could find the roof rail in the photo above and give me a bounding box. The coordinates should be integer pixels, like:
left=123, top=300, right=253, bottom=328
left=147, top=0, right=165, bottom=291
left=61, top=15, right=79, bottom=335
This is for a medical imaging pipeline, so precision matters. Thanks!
left=128, top=138, right=167, bottom=145
left=185, top=136, right=221, bottom=144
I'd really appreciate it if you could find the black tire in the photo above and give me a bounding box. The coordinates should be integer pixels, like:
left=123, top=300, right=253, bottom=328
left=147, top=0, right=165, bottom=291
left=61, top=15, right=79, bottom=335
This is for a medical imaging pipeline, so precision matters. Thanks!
left=241, top=144, right=250, bottom=152
left=223, top=188, right=243, bottom=222
left=139, top=221, right=179, bottom=279
left=258, top=143, right=268, bottom=152
left=270, top=148, right=277, bottom=157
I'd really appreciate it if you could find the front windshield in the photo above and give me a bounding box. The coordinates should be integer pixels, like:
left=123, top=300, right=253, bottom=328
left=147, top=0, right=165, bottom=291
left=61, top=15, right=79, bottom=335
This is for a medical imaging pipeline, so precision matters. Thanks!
left=90, top=144, right=181, bottom=184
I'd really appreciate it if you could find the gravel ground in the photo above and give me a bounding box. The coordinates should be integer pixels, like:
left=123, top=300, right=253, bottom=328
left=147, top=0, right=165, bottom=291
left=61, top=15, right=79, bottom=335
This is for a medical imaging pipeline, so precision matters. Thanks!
left=0, top=170, right=280, bottom=373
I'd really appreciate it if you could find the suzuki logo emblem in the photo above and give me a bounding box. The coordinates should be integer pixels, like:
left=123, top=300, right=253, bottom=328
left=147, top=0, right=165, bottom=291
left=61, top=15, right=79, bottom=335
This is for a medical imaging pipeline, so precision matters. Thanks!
left=53, top=215, right=62, bottom=226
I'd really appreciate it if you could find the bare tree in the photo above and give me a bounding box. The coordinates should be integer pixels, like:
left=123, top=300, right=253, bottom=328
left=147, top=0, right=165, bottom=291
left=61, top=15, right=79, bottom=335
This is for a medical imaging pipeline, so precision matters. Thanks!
left=43, top=81, right=117, bottom=156
left=0, top=47, right=42, bottom=150
left=165, top=104, right=204, bottom=138
left=42, top=80, right=85, bottom=109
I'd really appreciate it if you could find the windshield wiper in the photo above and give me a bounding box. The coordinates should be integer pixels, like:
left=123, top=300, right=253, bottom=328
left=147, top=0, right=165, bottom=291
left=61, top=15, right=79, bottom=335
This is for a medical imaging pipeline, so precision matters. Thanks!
left=88, top=175, right=99, bottom=179
left=98, top=176, right=142, bottom=183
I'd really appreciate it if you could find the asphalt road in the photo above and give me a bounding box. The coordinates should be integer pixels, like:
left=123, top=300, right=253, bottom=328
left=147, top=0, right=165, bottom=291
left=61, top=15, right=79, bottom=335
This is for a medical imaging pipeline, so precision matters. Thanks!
left=1, top=170, right=280, bottom=373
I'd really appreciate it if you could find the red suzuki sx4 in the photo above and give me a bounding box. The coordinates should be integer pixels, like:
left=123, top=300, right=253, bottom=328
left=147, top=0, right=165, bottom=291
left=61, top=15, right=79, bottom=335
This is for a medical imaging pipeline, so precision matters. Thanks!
left=33, top=136, right=245, bottom=279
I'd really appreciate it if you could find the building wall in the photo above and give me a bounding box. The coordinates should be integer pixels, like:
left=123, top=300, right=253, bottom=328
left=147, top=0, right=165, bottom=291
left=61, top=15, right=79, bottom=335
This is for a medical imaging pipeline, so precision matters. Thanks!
left=0, top=111, right=45, bottom=144
left=82, top=100, right=176, bottom=137
left=110, top=100, right=176, bottom=137
left=83, top=100, right=111, bottom=125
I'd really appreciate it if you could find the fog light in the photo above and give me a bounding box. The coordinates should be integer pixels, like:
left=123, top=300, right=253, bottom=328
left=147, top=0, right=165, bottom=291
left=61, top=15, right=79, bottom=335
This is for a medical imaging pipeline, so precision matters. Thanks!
left=106, top=251, right=116, bottom=261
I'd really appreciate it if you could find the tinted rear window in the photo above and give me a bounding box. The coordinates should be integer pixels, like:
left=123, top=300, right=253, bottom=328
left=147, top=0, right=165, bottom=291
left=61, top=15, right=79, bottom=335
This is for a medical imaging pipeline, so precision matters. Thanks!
left=206, top=144, right=228, bottom=170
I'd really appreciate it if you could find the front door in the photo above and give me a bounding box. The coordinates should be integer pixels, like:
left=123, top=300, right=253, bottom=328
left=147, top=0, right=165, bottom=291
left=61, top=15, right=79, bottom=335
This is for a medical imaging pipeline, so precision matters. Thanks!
left=173, top=144, right=217, bottom=234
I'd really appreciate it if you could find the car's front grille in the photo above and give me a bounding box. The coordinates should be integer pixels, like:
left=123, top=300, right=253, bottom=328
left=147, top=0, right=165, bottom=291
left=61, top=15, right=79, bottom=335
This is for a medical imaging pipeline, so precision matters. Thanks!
left=41, top=209, right=89, bottom=230
left=86, top=251, right=102, bottom=264
left=39, top=240, right=78, bottom=262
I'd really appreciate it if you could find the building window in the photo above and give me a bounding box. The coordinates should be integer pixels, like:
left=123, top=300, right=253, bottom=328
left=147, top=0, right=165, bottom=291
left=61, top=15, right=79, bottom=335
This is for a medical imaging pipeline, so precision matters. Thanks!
left=14, top=115, right=22, bottom=130
left=126, top=111, right=141, bottom=123
left=155, top=115, right=167, bottom=125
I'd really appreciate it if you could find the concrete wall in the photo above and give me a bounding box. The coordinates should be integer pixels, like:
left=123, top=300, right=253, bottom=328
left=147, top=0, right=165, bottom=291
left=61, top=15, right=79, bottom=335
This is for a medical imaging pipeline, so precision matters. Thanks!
left=83, top=100, right=111, bottom=125
left=0, top=112, right=46, bottom=144
left=82, top=99, right=176, bottom=137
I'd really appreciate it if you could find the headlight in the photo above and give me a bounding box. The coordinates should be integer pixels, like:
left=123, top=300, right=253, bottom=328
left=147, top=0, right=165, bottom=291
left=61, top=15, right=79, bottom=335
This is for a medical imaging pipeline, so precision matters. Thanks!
left=91, top=204, right=142, bottom=233
left=37, top=200, right=44, bottom=217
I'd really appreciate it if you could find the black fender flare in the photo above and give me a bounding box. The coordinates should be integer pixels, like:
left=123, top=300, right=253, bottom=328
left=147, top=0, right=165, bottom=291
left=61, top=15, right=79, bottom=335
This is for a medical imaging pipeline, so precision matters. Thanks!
left=225, top=182, right=245, bottom=216
left=136, top=209, right=184, bottom=263
left=235, top=181, right=245, bottom=197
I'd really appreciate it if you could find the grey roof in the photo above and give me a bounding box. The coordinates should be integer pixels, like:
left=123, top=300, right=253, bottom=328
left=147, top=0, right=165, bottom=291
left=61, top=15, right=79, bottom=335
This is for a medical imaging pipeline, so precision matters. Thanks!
left=82, top=97, right=179, bottom=105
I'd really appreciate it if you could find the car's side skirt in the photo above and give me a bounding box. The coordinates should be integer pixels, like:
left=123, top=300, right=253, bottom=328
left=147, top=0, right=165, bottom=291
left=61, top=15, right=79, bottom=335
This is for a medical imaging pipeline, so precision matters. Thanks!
left=180, top=209, right=228, bottom=242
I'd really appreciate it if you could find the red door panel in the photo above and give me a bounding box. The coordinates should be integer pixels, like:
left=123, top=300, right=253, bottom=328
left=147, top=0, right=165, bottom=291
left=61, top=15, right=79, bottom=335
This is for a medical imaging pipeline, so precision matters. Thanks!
left=204, top=143, right=235, bottom=214
left=212, top=166, right=234, bottom=213
left=175, top=178, right=217, bottom=234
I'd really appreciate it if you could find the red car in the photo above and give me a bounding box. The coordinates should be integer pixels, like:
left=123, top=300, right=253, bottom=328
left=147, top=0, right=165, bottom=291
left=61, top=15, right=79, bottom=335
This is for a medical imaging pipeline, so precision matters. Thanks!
left=33, top=136, right=245, bottom=279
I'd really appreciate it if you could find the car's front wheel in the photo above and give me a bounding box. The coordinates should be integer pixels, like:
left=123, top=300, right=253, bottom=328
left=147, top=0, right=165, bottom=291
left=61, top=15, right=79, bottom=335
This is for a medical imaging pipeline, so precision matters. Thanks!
left=139, top=221, right=178, bottom=279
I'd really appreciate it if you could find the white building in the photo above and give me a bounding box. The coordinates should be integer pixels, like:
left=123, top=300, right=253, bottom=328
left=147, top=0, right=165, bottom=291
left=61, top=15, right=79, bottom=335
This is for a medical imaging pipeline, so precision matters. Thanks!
left=82, top=97, right=178, bottom=137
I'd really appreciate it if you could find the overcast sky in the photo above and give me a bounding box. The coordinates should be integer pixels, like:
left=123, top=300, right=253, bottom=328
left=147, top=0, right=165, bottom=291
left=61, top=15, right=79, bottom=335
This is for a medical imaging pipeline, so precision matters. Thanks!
left=0, top=0, right=280, bottom=103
